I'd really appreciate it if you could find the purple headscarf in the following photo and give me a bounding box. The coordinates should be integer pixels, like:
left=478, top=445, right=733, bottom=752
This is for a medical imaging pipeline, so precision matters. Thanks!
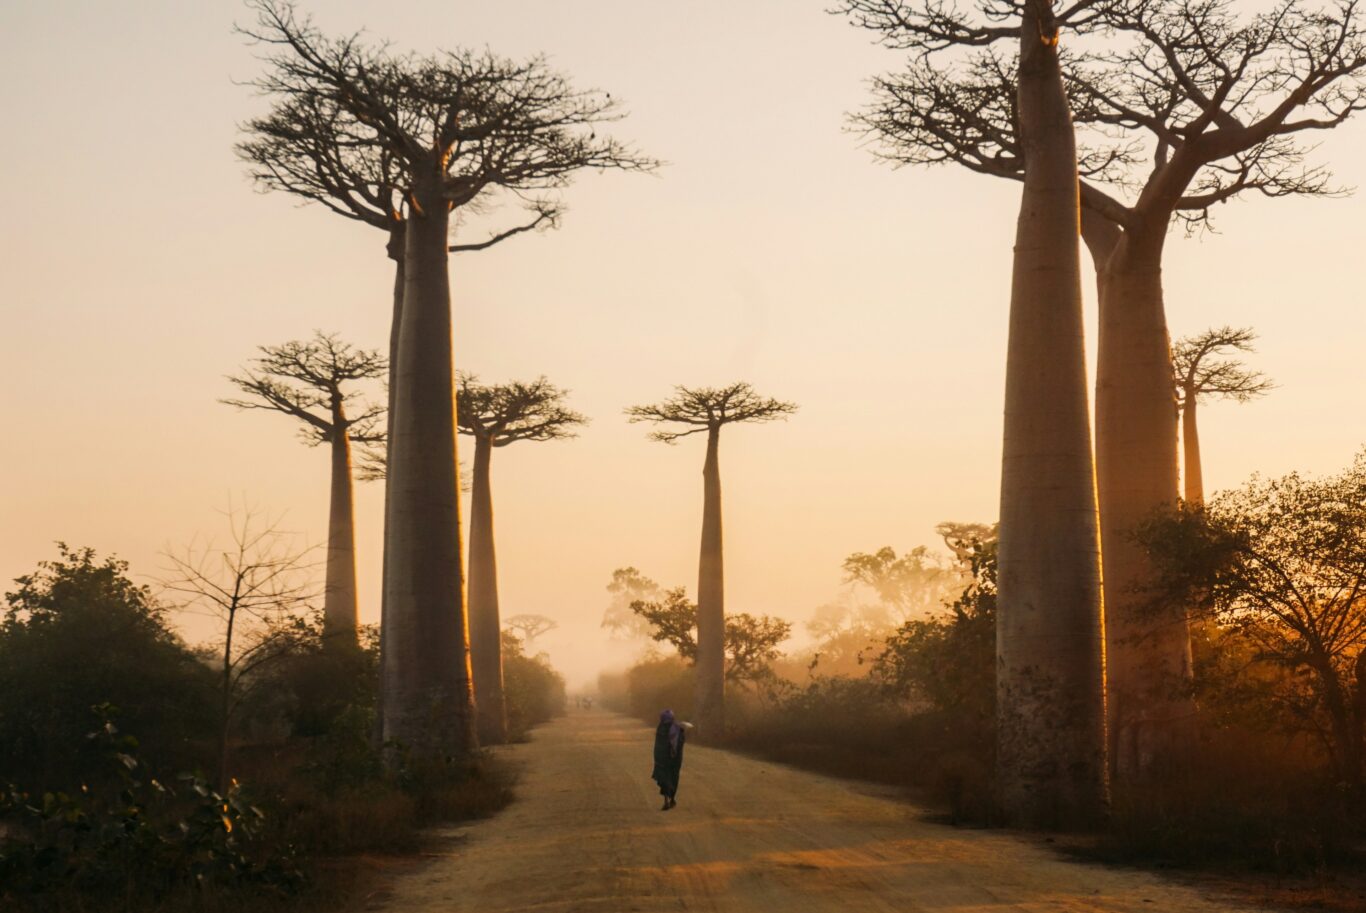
left=660, top=709, right=681, bottom=752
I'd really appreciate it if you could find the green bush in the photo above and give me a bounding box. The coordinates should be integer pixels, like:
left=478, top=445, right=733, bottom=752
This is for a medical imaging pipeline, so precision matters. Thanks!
left=623, top=654, right=695, bottom=723
left=0, top=546, right=217, bottom=791
left=0, top=709, right=303, bottom=908
left=501, top=631, right=567, bottom=740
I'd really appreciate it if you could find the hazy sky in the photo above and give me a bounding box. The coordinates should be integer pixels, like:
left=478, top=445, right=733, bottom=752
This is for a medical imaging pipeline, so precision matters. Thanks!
left=3, top=0, right=1364, bottom=687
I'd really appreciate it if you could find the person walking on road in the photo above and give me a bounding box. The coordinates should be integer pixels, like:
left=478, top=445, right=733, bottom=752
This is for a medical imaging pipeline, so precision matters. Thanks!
left=652, top=709, right=689, bottom=810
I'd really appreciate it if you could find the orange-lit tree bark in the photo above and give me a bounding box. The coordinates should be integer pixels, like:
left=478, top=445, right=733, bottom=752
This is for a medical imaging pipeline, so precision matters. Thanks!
left=846, top=0, right=1366, bottom=780
left=240, top=0, right=654, bottom=761
left=458, top=374, right=585, bottom=743
left=999, top=0, right=1108, bottom=826
left=840, top=0, right=1107, bottom=825
left=1172, top=327, right=1274, bottom=506
left=626, top=384, right=796, bottom=740
left=239, top=94, right=556, bottom=742
left=222, top=332, right=384, bottom=648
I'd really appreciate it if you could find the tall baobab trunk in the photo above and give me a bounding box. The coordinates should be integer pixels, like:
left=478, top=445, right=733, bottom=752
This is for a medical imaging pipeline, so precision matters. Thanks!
left=695, top=425, right=725, bottom=738
left=1095, top=237, right=1193, bottom=782
left=1181, top=388, right=1203, bottom=506
left=995, top=0, right=1108, bottom=827
left=380, top=180, right=477, bottom=759
left=467, top=435, right=508, bottom=743
left=323, top=406, right=360, bottom=647
left=375, top=223, right=405, bottom=743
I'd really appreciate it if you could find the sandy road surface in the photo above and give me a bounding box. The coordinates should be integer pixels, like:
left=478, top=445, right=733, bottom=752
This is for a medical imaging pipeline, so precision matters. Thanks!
left=372, top=710, right=1266, bottom=912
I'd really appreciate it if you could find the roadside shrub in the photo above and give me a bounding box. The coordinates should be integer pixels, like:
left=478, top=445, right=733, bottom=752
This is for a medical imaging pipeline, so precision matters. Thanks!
left=726, top=674, right=995, bottom=823
left=0, top=546, right=217, bottom=791
left=1097, top=724, right=1359, bottom=872
left=0, top=710, right=303, bottom=908
left=501, top=631, right=567, bottom=740
left=625, top=654, right=694, bottom=723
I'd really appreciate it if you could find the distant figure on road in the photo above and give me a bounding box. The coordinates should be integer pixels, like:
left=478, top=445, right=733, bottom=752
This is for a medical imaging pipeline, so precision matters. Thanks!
left=652, top=709, right=689, bottom=810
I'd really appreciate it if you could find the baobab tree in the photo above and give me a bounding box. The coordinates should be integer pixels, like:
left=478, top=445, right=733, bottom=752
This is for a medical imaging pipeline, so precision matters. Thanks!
left=839, top=0, right=1108, bottom=824
left=626, top=383, right=797, bottom=738
left=239, top=56, right=554, bottom=743
left=1172, top=327, right=1274, bottom=506
left=504, top=614, right=558, bottom=646
left=239, top=0, right=654, bottom=759
left=222, top=332, right=384, bottom=647
left=843, top=0, right=1366, bottom=780
left=458, top=375, right=585, bottom=743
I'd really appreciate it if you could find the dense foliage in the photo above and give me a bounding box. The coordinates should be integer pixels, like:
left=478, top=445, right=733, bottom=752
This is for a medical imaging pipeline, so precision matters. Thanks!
left=501, top=630, right=568, bottom=741
left=1136, top=459, right=1366, bottom=789
left=628, top=589, right=792, bottom=686
left=0, top=546, right=217, bottom=791
left=0, top=710, right=302, bottom=905
left=0, top=546, right=554, bottom=911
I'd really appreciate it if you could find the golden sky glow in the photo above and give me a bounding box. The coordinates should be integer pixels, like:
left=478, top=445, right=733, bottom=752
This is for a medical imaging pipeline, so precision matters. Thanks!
left=3, top=0, right=1364, bottom=686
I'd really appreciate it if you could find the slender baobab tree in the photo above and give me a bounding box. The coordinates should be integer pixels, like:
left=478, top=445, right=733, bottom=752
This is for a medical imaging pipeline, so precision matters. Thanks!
left=239, top=64, right=555, bottom=742
left=626, top=384, right=796, bottom=739
left=458, top=375, right=585, bottom=743
left=239, top=0, right=654, bottom=759
left=222, top=333, right=383, bottom=647
left=843, top=0, right=1366, bottom=780
left=839, top=0, right=1107, bottom=824
left=997, top=0, right=1108, bottom=827
left=1172, top=327, right=1274, bottom=506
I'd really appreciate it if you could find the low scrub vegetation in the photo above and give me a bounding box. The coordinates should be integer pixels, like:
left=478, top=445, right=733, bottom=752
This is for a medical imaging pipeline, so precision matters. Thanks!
left=0, top=546, right=561, bottom=912
left=602, top=461, right=1366, bottom=878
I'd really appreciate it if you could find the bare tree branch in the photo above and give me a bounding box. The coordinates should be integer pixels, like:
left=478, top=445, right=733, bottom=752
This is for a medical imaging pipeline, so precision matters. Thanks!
left=221, top=331, right=386, bottom=446
left=1173, top=325, right=1276, bottom=403
left=238, top=0, right=660, bottom=247
left=456, top=373, right=587, bottom=446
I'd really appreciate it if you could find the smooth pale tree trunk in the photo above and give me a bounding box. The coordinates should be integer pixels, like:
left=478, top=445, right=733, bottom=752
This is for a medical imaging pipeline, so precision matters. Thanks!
left=1181, top=389, right=1203, bottom=506
left=380, top=182, right=477, bottom=760
left=467, top=435, right=508, bottom=744
left=322, top=411, right=360, bottom=647
left=695, top=425, right=725, bottom=739
left=375, top=224, right=405, bottom=745
left=995, top=0, right=1108, bottom=828
left=1095, top=237, right=1193, bottom=782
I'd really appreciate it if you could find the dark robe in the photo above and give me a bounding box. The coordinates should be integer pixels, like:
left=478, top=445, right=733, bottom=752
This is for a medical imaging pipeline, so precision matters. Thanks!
left=651, top=721, right=685, bottom=798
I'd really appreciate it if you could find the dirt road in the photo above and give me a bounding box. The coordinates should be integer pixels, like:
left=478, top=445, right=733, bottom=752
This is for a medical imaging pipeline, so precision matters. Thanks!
left=372, top=710, right=1266, bottom=912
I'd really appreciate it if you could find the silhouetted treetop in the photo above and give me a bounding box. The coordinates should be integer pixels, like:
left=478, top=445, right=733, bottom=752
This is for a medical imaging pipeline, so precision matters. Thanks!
left=503, top=614, right=558, bottom=644
left=237, top=0, right=657, bottom=248
left=222, top=331, right=386, bottom=446
left=456, top=374, right=587, bottom=446
left=834, top=0, right=1098, bottom=52
left=625, top=383, right=798, bottom=443
left=1173, top=326, right=1276, bottom=404
left=846, top=0, right=1366, bottom=232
